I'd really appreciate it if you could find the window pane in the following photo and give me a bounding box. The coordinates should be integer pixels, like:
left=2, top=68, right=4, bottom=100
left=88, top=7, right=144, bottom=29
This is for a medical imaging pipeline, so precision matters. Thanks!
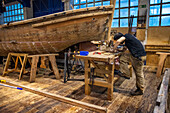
left=21, top=9, right=24, bottom=14
left=3, top=12, right=6, bottom=17
left=103, top=1, right=110, bottom=6
left=95, top=0, right=101, bottom=1
left=7, top=17, right=9, bottom=22
left=81, top=0, right=86, bottom=4
left=15, top=4, right=17, bottom=9
left=120, top=8, right=128, bottom=17
left=130, top=0, right=138, bottom=6
left=162, top=4, right=170, bottom=15
left=18, top=9, right=21, bottom=14
left=21, top=4, right=23, bottom=8
left=161, top=16, right=170, bottom=26
left=112, top=19, right=119, bottom=27
left=114, top=9, right=119, bottom=18
left=15, top=16, right=18, bottom=21
left=132, top=18, right=137, bottom=27
left=120, top=0, right=129, bottom=8
left=9, top=6, right=11, bottom=10
left=12, top=11, right=14, bottom=15
left=95, top=2, right=102, bottom=6
left=74, top=5, right=80, bottom=9
left=6, top=12, right=8, bottom=16
left=150, top=0, right=161, bottom=4
left=87, top=0, right=93, bottom=2
left=130, top=7, right=138, bottom=16
left=149, top=17, right=159, bottom=26
left=74, top=0, right=79, bottom=4
left=150, top=5, right=160, bottom=15
left=120, top=18, right=128, bottom=27
left=4, top=18, right=6, bottom=22
left=13, top=17, right=15, bottom=21
left=19, top=15, right=21, bottom=20
left=10, top=17, right=12, bottom=21
left=163, top=0, right=170, bottom=2
left=18, top=4, right=21, bottom=9
left=115, top=0, right=119, bottom=8
left=15, top=10, right=18, bottom=15
left=6, top=6, right=8, bottom=11
left=12, top=5, right=14, bottom=10
left=22, top=15, right=24, bottom=20
left=87, top=3, right=94, bottom=7
left=81, top=4, right=86, bottom=8
left=9, top=11, right=11, bottom=16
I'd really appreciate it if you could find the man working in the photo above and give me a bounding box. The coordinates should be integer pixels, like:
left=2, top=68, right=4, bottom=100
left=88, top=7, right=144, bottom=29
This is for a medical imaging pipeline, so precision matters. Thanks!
left=113, top=32, right=146, bottom=96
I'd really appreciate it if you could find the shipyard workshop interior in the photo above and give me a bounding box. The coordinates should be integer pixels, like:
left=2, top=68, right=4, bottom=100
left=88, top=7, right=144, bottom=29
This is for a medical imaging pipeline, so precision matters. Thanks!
left=0, top=0, right=170, bottom=113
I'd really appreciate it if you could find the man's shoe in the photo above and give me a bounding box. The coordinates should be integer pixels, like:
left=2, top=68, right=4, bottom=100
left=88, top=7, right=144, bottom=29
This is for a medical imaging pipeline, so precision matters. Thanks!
left=117, top=72, right=130, bottom=79
left=130, top=89, right=143, bottom=96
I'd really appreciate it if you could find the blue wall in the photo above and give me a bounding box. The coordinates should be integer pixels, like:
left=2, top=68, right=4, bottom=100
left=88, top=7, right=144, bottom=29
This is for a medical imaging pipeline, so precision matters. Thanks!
left=33, top=0, right=64, bottom=17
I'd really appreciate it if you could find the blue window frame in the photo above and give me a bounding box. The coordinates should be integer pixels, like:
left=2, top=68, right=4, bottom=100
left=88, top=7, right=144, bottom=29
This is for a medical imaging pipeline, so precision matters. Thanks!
left=73, top=0, right=111, bottom=9
left=3, top=3, right=24, bottom=24
left=73, top=0, right=139, bottom=28
left=113, top=0, right=138, bottom=28
left=149, top=0, right=170, bottom=26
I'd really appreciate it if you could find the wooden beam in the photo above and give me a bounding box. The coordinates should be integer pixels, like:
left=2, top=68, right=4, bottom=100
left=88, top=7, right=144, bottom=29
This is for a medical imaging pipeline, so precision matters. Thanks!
left=1, top=81, right=107, bottom=113
left=154, top=69, right=170, bottom=113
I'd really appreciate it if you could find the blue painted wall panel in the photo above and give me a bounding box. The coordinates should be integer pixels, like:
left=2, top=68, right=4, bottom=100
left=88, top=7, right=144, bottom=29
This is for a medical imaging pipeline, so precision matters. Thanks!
left=33, top=0, right=64, bottom=17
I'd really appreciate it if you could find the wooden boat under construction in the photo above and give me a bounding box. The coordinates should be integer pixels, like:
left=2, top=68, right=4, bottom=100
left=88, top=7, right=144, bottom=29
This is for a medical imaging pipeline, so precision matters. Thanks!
left=0, top=5, right=114, bottom=56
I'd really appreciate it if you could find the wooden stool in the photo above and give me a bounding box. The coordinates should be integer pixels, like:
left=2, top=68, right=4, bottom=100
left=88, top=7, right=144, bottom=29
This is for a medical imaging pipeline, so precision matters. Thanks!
left=156, top=52, right=170, bottom=77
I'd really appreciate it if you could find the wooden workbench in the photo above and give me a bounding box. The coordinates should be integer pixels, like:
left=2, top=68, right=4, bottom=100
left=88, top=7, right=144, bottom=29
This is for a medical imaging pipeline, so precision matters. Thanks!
left=76, top=51, right=118, bottom=100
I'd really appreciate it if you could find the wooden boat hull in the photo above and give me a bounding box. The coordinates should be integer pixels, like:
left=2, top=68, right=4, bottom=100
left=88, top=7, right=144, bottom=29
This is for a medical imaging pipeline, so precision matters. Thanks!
left=0, top=5, right=114, bottom=56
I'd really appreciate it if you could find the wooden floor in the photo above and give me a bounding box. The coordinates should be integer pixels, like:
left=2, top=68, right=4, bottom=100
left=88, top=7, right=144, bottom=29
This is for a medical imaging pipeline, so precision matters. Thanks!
left=0, top=65, right=161, bottom=113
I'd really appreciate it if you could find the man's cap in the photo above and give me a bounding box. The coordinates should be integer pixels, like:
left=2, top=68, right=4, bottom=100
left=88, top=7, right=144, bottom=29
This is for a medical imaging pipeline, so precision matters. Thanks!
left=114, top=32, right=124, bottom=40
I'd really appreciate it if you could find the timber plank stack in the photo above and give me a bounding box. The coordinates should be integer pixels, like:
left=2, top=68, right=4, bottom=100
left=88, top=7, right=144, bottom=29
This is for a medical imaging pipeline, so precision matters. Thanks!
left=0, top=65, right=163, bottom=113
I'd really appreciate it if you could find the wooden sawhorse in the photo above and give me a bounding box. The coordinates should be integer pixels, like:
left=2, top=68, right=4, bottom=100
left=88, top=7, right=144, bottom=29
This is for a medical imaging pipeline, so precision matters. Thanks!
left=156, top=52, right=170, bottom=77
left=28, top=54, right=60, bottom=82
left=3, top=53, right=60, bottom=82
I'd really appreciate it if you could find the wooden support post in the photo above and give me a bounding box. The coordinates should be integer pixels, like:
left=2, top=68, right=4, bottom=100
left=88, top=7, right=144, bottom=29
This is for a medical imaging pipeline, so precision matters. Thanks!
left=2, top=53, right=12, bottom=76
left=29, top=56, right=39, bottom=83
left=19, top=54, right=28, bottom=80
left=49, top=55, right=60, bottom=79
left=85, top=59, right=91, bottom=95
left=156, top=54, right=168, bottom=77
left=108, top=61, right=114, bottom=100
left=40, top=56, right=47, bottom=68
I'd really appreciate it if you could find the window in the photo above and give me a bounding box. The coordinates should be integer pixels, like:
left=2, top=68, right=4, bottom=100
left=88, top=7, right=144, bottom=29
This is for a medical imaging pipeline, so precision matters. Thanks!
left=112, top=0, right=138, bottom=28
left=73, top=0, right=110, bottom=9
left=149, top=0, right=170, bottom=26
left=3, top=3, right=24, bottom=24
left=73, top=0, right=138, bottom=28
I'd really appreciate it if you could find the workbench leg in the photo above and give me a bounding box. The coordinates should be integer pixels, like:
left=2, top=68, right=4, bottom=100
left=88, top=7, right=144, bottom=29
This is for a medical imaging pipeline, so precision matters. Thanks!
left=156, top=54, right=167, bottom=77
left=85, top=60, right=91, bottom=95
left=108, top=63, right=114, bottom=100
left=49, top=55, right=60, bottom=79
left=29, top=56, right=39, bottom=82
left=2, top=53, right=12, bottom=76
